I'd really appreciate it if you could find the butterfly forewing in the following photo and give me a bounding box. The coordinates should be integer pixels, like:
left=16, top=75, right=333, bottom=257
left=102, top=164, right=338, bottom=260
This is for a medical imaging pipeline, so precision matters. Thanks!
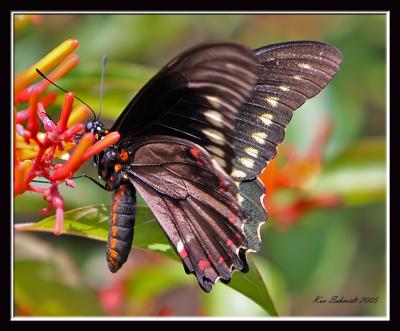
left=232, top=41, right=343, bottom=181
left=111, top=43, right=258, bottom=173
left=233, top=41, right=343, bottom=251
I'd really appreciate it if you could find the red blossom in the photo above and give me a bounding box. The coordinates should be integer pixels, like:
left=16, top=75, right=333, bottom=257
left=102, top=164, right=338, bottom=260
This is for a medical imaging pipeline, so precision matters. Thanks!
left=14, top=39, right=120, bottom=236
left=98, top=281, right=126, bottom=315
left=157, top=306, right=176, bottom=316
left=259, top=117, right=342, bottom=230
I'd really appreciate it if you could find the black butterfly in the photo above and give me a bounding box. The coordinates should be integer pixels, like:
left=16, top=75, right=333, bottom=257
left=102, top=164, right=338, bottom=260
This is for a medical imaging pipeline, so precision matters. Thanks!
left=86, top=41, right=342, bottom=292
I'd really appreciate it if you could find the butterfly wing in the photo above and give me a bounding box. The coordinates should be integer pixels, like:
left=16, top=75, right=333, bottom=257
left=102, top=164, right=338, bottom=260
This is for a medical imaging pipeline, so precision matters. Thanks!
left=122, top=136, right=249, bottom=292
left=111, top=43, right=258, bottom=173
left=232, top=41, right=343, bottom=251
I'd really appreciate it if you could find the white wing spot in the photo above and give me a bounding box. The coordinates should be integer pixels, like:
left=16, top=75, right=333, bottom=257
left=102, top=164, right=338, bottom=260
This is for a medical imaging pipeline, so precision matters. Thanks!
left=245, top=146, right=259, bottom=157
left=252, top=132, right=267, bottom=144
left=240, top=157, right=255, bottom=169
left=226, top=63, right=237, bottom=70
left=206, top=96, right=221, bottom=109
left=259, top=113, right=274, bottom=126
left=214, top=156, right=227, bottom=169
left=207, top=145, right=225, bottom=158
left=258, top=178, right=267, bottom=241
left=262, top=113, right=274, bottom=120
left=279, top=85, right=290, bottom=91
left=293, top=75, right=302, bottom=80
left=204, top=110, right=224, bottom=128
left=265, top=97, right=279, bottom=108
left=298, top=63, right=311, bottom=69
left=202, top=129, right=225, bottom=146
left=231, top=169, right=247, bottom=178
left=177, top=241, right=184, bottom=253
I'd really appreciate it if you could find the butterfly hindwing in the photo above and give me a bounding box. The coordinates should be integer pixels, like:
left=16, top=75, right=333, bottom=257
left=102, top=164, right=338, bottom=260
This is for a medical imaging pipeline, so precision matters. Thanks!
left=122, top=135, right=249, bottom=292
left=233, top=41, right=343, bottom=251
left=237, top=179, right=267, bottom=252
left=111, top=43, right=258, bottom=174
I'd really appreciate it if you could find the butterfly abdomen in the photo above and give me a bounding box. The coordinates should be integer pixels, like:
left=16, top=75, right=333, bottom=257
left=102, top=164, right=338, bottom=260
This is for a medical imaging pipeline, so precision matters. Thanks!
left=106, top=183, right=136, bottom=272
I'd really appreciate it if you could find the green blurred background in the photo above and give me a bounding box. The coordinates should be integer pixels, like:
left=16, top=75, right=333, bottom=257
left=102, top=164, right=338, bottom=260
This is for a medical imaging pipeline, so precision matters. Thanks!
left=14, top=14, right=387, bottom=317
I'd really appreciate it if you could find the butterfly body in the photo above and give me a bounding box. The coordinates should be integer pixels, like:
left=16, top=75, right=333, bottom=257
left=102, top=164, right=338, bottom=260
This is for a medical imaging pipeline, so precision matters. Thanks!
left=88, top=41, right=342, bottom=292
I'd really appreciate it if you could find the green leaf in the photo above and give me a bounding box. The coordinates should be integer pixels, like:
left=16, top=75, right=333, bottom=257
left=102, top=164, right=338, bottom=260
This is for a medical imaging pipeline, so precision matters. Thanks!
left=314, top=138, right=386, bottom=205
left=15, top=260, right=103, bottom=316
left=15, top=204, right=278, bottom=316
left=228, top=257, right=278, bottom=316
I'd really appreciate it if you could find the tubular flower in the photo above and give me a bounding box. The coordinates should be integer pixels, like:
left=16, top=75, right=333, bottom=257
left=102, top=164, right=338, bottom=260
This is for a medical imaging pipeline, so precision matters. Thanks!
left=259, top=117, right=342, bottom=230
left=14, top=39, right=120, bottom=236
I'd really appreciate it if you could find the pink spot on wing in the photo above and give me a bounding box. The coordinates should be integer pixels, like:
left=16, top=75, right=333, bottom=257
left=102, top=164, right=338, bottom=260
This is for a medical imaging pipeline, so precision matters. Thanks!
left=226, top=240, right=233, bottom=247
left=190, top=147, right=200, bottom=159
left=229, top=203, right=240, bottom=215
left=218, top=177, right=229, bottom=192
left=198, top=259, right=211, bottom=272
left=218, top=256, right=224, bottom=264
left=179, top=247, right=188, bottom=259
left=228, top=215, right=237, bottom=224
left=190, top=147, right=204, bottom=166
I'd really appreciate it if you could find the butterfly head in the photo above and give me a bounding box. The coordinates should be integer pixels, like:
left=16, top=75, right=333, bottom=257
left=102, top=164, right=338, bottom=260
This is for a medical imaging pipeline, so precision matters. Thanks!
left=85, top=120, right=123, bottom=190
left=85, top=119, right=109, bottom=141
left=85, top=119, right=111, bottom=181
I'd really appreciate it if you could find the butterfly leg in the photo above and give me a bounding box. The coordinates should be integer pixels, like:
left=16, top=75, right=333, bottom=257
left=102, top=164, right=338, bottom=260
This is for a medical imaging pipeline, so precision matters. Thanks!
left=71, top=173, right=109, bottom=190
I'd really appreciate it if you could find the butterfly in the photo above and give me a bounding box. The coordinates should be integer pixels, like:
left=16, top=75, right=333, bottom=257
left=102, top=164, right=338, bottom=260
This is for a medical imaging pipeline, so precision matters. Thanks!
left=85, top=41, right=342, bottom=292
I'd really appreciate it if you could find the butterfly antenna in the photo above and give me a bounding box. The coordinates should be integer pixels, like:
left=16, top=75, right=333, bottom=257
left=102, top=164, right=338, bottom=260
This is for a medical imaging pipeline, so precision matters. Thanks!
left=35, top=68, right=97, bottom=119
left=97, top=55, right=108, bottom=120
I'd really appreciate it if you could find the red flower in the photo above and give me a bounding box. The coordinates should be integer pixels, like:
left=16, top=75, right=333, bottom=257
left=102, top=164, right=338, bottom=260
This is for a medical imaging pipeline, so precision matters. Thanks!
left=259, top=117, right=342, bottom=230
left=98, top=281, right=126, bottom=315
left=14, top=39, right=120, bottom=235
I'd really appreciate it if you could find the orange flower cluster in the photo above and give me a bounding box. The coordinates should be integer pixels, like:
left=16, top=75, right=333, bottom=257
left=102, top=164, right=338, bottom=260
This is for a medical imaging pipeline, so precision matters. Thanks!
left=14, top=39, right=120, bottom=235
left=259, top=117, right=342, bottom=230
